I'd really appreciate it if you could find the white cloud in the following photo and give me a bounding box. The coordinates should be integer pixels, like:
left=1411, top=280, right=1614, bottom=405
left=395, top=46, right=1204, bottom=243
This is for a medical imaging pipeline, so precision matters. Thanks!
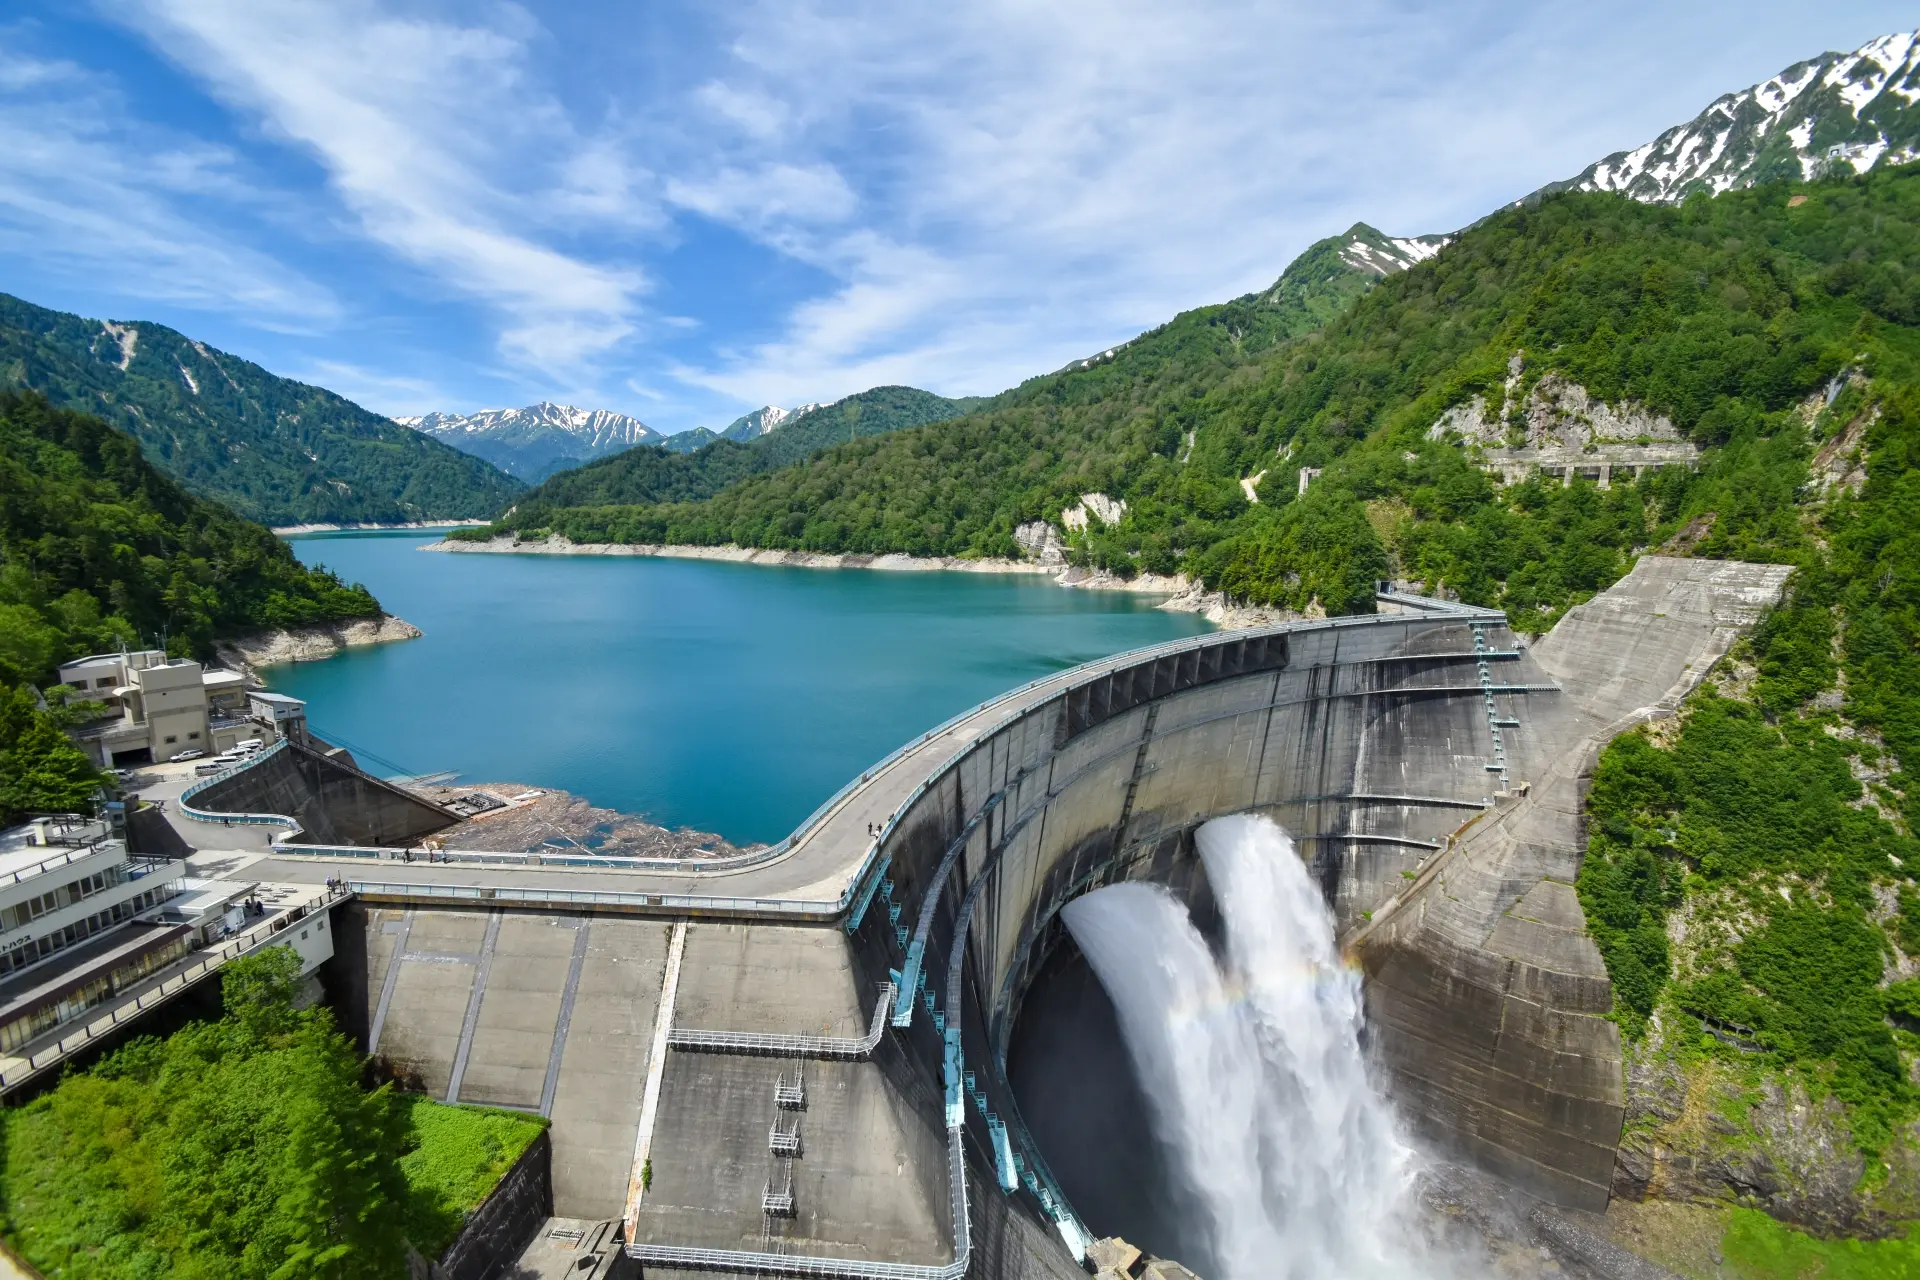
left=665, top=163, right=857, bottom=230
left=290, top=358, right=449, bottom=418
left=650, top=1, right=1920, bottom=409
left=20, top=0, right=1915, bottom=426
left=118, top=0, right=654, bottom=368
left=0, top=46, right=335, bottom=322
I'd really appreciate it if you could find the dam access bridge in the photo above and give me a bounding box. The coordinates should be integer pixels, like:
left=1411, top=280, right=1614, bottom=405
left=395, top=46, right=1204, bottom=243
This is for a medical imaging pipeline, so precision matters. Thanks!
left=87, top=557, right=1787, bottom=1279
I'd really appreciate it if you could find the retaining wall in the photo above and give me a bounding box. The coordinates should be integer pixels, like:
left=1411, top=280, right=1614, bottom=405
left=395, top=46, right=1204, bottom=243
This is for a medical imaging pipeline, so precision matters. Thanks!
left=191, top=740, right=457, bottom=847
left=427, top=1128, right=554, bottom=1280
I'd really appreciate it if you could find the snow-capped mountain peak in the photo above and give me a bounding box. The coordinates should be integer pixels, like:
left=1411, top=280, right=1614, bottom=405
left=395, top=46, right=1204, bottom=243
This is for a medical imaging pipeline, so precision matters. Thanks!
left=397, top=402, right=661, bottom=482
left=1336, top=224, right=1451, bottom=279
left=1540, top=29, right=1920, bottom=204
left=720, top=403, right=824, bottom=443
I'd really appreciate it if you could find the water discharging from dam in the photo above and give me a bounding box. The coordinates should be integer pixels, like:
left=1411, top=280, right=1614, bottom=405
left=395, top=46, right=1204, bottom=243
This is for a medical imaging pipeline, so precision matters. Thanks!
left=1063, top=815, right=1458, bottom=1280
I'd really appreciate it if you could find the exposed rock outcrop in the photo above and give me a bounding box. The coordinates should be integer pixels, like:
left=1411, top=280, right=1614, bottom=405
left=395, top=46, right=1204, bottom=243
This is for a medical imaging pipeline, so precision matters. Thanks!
left=1061, top=492, right=1127, bottom=531
left=1013, top=520, right=1068, bottom=568
left=1609, top=1036, right=1920, bottom=1236
left=216, top=614, right=422, bottom=682
left=1427, top=360, right=1681, bottom=451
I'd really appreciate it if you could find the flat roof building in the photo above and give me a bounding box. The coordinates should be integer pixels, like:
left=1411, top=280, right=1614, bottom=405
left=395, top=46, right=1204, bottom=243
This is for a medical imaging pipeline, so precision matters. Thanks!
left=60, top=651, right=264, bottom=766
left=0, top=817, right=185, bottom=1053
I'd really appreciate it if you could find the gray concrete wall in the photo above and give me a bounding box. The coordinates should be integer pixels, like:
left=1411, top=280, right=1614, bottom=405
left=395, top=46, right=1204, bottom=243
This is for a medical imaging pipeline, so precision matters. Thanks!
left=193, top=740, right=456, bottom=847
left=356, top=905, right=669, bottom=1220
left=835, top=608, right=1577, bottom=1263
left=431, top=1129, right=553, bottom=1280
left=1353, top=557, right=1790, bottom=1210
left=351, top=563, right=1786, bottom=1273
left=633, top=923, right=954, bottom=1265
left=848, top=572, right=1783, bottom=1231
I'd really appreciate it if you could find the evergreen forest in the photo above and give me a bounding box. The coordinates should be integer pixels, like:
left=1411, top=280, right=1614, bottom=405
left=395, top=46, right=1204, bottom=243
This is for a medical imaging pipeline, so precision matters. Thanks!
left=0, top=947, right=545, bottom=1280
left=0, top=294, right=523, bottom=528
left=468, top=166, right=1920, bottom=629
left=0, top=391, right=384, bottom=822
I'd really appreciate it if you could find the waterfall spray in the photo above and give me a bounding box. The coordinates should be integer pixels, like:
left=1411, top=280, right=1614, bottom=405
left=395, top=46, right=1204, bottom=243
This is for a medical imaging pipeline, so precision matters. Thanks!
left=1063, top=814, right=1451, bottom=1280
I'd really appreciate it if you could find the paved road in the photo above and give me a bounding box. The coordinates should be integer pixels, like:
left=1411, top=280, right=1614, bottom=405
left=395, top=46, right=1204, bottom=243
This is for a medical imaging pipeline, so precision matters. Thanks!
left=166, top=627, right=1268, bottom=907
left=135, top=764, right=281, bottom=852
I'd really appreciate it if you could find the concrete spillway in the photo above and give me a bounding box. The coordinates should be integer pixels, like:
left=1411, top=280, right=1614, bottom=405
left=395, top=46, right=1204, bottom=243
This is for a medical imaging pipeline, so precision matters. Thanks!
left=203, top=558, right=1789, bottom=1277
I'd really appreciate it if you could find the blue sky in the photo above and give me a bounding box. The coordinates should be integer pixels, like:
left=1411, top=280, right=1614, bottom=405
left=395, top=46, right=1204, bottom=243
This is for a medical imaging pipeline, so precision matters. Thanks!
left=1, top=2, right=1913, bottom=433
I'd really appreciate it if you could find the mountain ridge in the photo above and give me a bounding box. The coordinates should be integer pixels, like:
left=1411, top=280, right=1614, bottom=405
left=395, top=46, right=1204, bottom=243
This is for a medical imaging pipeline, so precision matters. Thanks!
left=399, top=401, right=663, bottom=482
left=501, top=385, right=984, bottom=512
left=1534, top=30, right=1920, bottom=205
left=0, top=293, right=522, bottom=527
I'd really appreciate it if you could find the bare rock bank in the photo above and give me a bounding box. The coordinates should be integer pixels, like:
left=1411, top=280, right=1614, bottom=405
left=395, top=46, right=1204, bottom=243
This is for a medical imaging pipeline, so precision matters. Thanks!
left=1610, top=1029, right=1920, bottom=1237
left=425, top=534, right=1305, bottom=631
left=215, top=614, right=423, bottom=681
left=270, top=519, right=490, bottom=535
left=418, top=782, right=758, bottom=861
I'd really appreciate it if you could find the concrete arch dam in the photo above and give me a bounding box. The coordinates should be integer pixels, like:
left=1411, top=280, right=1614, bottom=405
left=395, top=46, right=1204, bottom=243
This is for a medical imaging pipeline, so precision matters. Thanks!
left=272, top=558, right=1788, bottom=1278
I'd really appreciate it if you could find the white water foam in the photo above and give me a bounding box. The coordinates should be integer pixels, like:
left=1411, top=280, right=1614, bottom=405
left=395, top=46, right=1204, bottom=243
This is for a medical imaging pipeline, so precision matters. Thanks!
left=1063, top=813, right=1456, bottom=1279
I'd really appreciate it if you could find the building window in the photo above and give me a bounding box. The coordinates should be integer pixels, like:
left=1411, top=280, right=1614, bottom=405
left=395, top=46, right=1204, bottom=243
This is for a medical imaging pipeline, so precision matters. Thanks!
left=187, top=732, right=200, bottom=741
left=163, top=736, right=177, bottom=745
left=95, top=677, right=115, bottom=689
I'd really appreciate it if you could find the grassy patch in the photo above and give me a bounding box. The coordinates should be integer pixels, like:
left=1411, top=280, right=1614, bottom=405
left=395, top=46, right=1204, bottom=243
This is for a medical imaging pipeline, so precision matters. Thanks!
left=1723, top=1208, right=1920, bottom=1279
left=396, top=1096, right=547, bottom=1258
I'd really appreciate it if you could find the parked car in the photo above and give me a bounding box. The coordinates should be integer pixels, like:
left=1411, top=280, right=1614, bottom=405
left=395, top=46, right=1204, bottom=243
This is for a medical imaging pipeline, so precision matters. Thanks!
left=234, top=739, right=265, bottom=753
left=173, top=749, right=205, bottom=761
left=195, top=762, right=225, bottom=776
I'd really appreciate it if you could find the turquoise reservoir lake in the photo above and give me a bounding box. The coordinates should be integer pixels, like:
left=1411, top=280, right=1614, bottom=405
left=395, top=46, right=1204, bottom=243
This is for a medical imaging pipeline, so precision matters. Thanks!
left=278, top=531, right=1212, bottom=844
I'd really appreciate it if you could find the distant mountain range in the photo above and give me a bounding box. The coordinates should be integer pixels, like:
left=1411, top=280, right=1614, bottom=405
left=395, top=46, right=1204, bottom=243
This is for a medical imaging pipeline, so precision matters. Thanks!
left=508, top=386, right=985, bottom=514
left=397, top=402, right=663, bottom=482
left=0, top=292, right=521, bottom=527
left=403, top=398, right=834, bottom=479
left=720, top=403, right=821, bottom=443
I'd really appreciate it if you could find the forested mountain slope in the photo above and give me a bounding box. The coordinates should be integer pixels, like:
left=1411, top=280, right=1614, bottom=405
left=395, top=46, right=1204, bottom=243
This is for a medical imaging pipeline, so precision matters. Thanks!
left=475, top=165, right=1918, bottom=622
left=0, top=294, right=522, bottom=526
left=510, top=385, right=983, bottom=510
left=0, top=391, right=384, bottom=821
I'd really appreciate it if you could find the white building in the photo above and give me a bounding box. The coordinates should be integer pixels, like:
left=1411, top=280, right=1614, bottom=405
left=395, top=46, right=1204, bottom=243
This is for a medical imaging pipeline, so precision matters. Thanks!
left=59, top=651, right=255, bottom=766
left=0, top=817, right=185, bottom=1052
left=246, top=691, right=311, bottom=747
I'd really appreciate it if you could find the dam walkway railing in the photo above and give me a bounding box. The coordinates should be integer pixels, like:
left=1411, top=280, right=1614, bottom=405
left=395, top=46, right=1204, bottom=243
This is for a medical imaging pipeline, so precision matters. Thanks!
left=668, top=984, right=895, bottom=1060
left=0, top=882, right=351, bottom=1094
left=185, top=594, right=1509, bottom=934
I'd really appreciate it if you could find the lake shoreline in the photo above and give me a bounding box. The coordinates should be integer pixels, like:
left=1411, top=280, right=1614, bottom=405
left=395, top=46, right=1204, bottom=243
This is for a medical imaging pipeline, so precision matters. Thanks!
left=422, top=533, right=1303, bottom=630
left=282, top=529, right=1220, bottom=840
left=216, top=614, right=423, bottom=682
left=273, top=519, right=491, bottom=535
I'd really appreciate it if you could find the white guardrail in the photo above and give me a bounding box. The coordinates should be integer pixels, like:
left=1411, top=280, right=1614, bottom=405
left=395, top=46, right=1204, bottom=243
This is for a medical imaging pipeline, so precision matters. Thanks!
left=180, top=603, right=1479, bottom=922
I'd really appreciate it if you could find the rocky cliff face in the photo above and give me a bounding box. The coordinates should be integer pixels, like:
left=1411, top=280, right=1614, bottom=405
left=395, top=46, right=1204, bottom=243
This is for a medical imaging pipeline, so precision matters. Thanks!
left=215, top=614, right=422, bottom=682
left=1611, top=1032, right=1920, bottom=1236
